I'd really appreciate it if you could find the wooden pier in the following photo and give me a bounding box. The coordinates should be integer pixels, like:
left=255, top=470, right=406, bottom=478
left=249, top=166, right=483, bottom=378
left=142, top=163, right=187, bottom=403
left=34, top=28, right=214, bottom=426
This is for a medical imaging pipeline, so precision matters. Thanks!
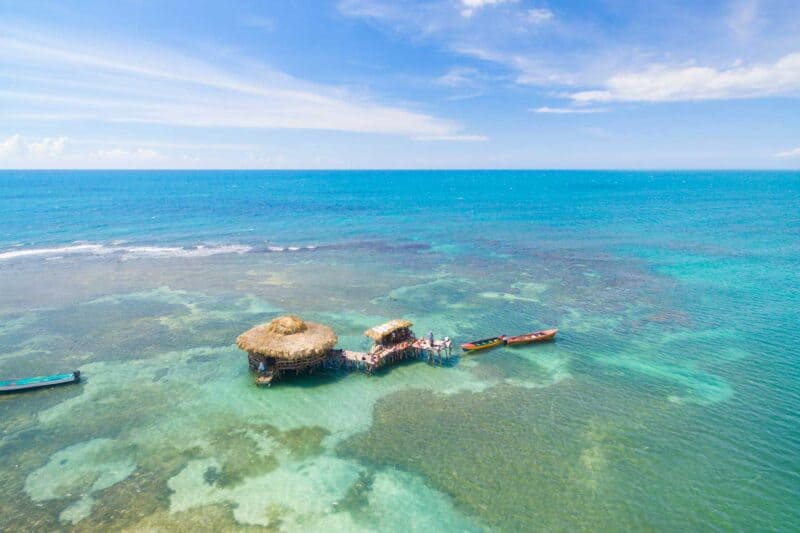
left=246, top=317, right=455, bottom=385
left=326, top=337, right=454, bottom=375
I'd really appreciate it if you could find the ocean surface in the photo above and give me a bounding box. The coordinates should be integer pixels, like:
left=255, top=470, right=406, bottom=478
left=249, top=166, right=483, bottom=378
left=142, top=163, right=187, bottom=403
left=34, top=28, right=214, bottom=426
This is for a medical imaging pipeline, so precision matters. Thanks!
left=0, top=170, right=798, bottom=531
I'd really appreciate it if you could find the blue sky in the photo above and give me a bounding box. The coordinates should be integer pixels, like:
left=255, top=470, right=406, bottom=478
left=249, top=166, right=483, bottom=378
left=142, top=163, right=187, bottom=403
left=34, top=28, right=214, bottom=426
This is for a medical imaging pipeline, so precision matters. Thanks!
left=1, top=0, right=799, bottom=169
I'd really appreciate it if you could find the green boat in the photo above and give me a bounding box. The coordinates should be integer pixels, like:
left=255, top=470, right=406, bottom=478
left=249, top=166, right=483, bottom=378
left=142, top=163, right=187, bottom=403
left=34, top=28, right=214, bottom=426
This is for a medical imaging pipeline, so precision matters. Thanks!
left=0, top=371, right=81, bottom=393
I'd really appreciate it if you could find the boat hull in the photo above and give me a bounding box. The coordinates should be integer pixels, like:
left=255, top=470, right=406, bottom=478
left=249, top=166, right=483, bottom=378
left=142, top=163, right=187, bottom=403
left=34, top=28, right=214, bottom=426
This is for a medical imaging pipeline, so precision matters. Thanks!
left=0, top=371, right=81, bottom=393
left=461, top=337, right=504, bottom=352
left=504, top=329, right=558, bottom=346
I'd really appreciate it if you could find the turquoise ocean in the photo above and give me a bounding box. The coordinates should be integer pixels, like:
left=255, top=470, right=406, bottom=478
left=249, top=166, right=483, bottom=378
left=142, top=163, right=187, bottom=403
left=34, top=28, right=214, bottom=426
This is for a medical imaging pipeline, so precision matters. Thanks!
left=0, top=170, right=798, bottom=531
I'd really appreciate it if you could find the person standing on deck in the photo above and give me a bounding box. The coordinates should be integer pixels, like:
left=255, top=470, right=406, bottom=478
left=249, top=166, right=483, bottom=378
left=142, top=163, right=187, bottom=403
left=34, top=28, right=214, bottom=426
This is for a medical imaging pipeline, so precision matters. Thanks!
left=257, top=360, right=266, bottom=375
left=428, top=331, right=434, bottom=348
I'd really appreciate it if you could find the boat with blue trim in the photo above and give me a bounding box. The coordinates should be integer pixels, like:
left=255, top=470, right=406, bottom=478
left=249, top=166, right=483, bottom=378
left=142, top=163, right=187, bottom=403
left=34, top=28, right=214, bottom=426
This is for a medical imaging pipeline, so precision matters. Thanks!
left=0, top=371, right=81, bottom=393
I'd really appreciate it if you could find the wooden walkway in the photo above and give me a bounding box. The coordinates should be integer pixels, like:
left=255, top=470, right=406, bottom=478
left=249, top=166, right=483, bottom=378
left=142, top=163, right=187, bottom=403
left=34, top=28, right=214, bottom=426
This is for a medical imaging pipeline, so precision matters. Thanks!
left=326, top=339, right=454, bottom=374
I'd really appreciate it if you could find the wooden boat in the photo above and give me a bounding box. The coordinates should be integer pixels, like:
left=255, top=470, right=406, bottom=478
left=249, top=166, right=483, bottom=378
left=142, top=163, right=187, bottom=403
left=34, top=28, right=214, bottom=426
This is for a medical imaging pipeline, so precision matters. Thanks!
left=255, top=372, right=275, bottom=387
left=504, top=329, right=558, bottom=346
left=461, top=336, right=504, bottom=352
left=0, top=371, right=81, bottom=394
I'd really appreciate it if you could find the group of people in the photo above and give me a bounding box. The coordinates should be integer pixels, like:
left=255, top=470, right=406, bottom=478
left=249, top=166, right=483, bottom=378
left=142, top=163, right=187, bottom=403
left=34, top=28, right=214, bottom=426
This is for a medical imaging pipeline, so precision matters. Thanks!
left=424, top=331, right=453, bottom=354
left=380, top=328, right=453, bottom=353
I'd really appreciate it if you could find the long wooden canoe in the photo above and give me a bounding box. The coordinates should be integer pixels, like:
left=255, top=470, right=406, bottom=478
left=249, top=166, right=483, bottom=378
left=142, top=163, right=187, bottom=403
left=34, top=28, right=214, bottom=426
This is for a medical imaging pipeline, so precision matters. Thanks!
left=461, top=336, right=504, bottom=352
left=504, top=329, right=558, bottom=346
left=0, top=371, right=81, bottom=393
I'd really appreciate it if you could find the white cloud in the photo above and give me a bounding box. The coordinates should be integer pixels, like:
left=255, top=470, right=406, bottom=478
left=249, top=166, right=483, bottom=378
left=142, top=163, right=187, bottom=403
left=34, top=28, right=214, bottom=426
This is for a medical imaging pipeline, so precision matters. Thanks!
left=27, top=136, right=67, bottom=157
left=526, top=8, right=554, bottom=24
left=531, top=106, right=607, bottom=114
left=460, top=0, right=517, bottom=18
left=570, top=52, right=800, bottom=103
left=341, top=0, right=800, bottom=105
left=774, top=147, right=800, bottom=158
left=0, top=134, right=68, bottom=159
left=0, top=133, right=22, bottom=157
left=413, top=134, right=489, bottom=142
left=0, top=134, right=174, bottom=167
left=0, top=31, right=473, bottom=139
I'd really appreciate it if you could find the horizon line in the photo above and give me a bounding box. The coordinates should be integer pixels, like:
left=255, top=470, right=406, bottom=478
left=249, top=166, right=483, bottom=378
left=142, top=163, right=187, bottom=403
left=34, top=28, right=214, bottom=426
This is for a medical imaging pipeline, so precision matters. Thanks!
left=0, top=167, right=798, bottom=172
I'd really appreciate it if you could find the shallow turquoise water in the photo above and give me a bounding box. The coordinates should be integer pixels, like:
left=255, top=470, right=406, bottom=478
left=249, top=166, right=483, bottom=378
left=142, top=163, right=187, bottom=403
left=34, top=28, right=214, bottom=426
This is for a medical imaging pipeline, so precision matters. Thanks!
left=0, top=170, right=798, bottom=530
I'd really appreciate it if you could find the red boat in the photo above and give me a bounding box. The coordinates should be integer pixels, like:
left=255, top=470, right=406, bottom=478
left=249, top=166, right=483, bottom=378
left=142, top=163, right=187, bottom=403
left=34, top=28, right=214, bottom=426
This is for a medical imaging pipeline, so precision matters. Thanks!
left=504, top=329, right=558, bottom=346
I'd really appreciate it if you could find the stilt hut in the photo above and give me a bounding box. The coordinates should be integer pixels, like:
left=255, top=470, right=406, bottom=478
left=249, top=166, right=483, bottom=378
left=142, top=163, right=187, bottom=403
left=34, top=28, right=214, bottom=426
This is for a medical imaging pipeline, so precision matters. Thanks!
left=236, top=315, right=337, bottom=386
left=361, top=319, right=416, bottom=369
left=365, top=319, right=414, bottom=352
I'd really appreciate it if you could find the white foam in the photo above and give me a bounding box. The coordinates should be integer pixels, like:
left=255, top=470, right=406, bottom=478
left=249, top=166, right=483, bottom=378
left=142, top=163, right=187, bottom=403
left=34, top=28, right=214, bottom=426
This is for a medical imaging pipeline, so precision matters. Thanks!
left=0, top=243, right=112, bottom=260
left=121, top=244, right=252, bottom=259
left=266, top=245, right=317, bottom=252
left=0, top=243, right=253, bottom=262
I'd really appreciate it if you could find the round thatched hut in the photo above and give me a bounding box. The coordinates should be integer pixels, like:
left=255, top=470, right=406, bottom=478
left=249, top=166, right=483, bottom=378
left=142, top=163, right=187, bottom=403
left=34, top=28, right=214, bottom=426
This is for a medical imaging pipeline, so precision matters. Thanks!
left=236, top=315, right=338, bottom=384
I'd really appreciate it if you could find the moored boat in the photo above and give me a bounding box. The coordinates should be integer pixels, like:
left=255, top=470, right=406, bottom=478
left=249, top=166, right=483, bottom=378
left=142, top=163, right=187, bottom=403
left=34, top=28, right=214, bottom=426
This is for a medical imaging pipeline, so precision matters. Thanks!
left=504, top=329, right=558, bottom=346
left=461, top=336, right=504, bottom=352
left=0, top=371, right=81, bottom=394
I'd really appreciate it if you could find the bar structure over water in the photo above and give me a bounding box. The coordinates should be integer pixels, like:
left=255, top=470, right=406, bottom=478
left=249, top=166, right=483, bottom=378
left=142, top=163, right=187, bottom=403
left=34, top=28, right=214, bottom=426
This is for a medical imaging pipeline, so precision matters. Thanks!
left=237, top=316, right=453, bottom=386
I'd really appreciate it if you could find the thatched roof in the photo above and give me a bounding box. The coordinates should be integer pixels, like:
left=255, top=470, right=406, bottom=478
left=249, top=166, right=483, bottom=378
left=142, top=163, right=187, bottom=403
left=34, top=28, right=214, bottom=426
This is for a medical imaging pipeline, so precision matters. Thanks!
left=364, top=319, right=413, bottom=341
left=236, top=315, right=337, bottom=360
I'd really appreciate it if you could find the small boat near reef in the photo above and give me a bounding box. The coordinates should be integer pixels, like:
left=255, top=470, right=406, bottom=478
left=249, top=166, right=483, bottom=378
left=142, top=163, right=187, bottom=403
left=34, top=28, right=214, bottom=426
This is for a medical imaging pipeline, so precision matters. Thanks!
left=504, top=328, right=558, bottom=346
left=0, top=371, right=81, bottom=394
left=461, top=336, right=505, bottom=352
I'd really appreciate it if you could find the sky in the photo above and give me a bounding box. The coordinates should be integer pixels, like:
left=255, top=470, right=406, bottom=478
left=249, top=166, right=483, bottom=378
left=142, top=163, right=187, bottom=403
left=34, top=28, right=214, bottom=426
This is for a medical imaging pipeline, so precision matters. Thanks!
left=1, top=0, right=799, bottom=169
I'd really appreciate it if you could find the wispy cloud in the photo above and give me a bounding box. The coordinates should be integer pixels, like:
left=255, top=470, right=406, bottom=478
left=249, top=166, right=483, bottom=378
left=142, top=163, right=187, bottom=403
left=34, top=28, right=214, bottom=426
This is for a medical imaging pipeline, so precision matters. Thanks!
left=570, top=52, right=800, bottom=103
left=525, top=8, right=554, bottom=24
left=241, top=15, right=276, bottom=32
left=413, top=134, right=489, bottom=142
left=460, top=0, right=517, bottom=18
left=72, top=139, right=261, bottom=151
left=727, top=0, right=760, bottom=38
left=340, top=0, right=800, bottom=104
left=90, top=148, right=163, bottom=161
left=450, top=45, right=576, bottom=86
left=578, top=126, right=611, bottom=138
left=774, top=147, right=800, bottom=158
left=531, top=106, right=607, bottom=114
left=339, top=1, right=579, bottom=87
left=0, top=30, right=478, bottom=139
left=436, top=67, right=481, bottom=87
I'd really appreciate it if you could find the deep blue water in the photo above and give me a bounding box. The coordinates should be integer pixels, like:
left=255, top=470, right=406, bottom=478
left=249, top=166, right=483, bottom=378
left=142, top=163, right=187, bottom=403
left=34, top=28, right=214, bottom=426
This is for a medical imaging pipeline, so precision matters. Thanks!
left=3, top=170, right=797, bottom=251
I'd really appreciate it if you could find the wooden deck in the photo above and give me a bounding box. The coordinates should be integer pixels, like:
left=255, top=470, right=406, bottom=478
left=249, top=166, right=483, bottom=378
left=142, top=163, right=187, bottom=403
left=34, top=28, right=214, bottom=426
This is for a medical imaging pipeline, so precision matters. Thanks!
left=256, top=335, right=456, bottom=385
left=327, top=338, right=454, bottom=374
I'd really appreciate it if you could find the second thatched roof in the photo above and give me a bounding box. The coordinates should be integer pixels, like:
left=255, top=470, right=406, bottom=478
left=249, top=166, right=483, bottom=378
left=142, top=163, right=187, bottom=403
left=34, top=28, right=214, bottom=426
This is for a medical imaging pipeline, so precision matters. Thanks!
left=364, top=319, right=413, bottom=341
left=236, top=315, right=337, bottom=360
